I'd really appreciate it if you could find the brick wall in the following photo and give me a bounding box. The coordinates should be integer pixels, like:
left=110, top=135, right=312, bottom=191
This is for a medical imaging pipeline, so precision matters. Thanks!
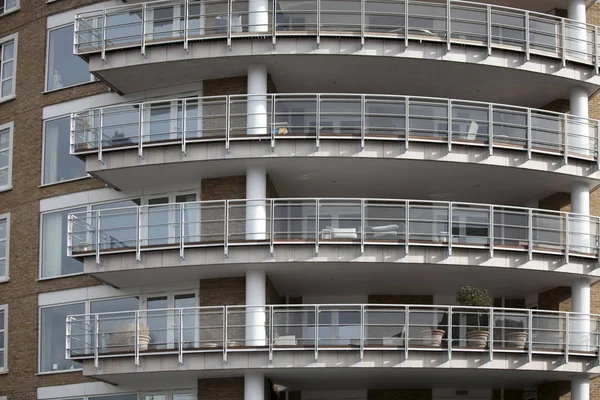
left=200, top=277, right=246, bottom=306
left=198, top=377, right=245, bottom=400
left=368, top=389, right=432, bottom=400
left=266, top=277, right=283, bottom=304
left=538, top=193, right=571, bottom=212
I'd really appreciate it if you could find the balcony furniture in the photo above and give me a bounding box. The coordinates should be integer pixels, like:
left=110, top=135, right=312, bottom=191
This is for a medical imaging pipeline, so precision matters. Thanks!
left=466, top=120, right=479, bottom=141
left=271, top=121, right=289, bottom=135
left=364, top=224, right=401, bottom=239
left=274, top=335, right=297, bottom=346
left=321, top=227, right=358, bottom=239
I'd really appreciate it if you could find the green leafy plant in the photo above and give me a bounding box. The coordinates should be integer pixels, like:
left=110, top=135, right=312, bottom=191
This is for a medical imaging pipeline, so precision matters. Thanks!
left=456, top=286, right=492, bottom=332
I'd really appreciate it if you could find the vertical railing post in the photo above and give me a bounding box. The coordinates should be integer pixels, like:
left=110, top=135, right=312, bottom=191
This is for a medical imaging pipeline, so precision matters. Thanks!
left=139, top=103, right=144, bottom=158
left=489, top=308, right=494, bottom=360
left=223, top=306, right=228, bottom=362
left=489, top=205, right=494, bottom=258
left=184, top=0, right=189, bottom=51
left=268, top=306, right=274, bottom=361
left=447, top=99, right=452, bottom=152
left=565, top=313, right=570, bottom=363
left=563, top=114, right=569, bottom=164
left=270, top=199, right=275, bottom=255
left=528, top=208, right=533, bottom=261
left=224, top=200, right=229, bottom=257
left=178, top=309, right=184, bottom=364
left=134, top=310, right=140, bottom=366
left=73, top=16, right=79, bottom=55
left=361, top=95, right=366, bottom=149
left=488, top=104, right=494, bottom=155
left=225, top=96, right=230, bottom=151
left=446, top=0, right=451, bottom=51
left=596, top=121, right=600, bottom=170
left=315, top=305, right=319, bottom=360
left=486, top=5, right=492, bottom=56
left=141, top=3, right=147, bottom=57
left=270, top=95, right=276, bottom=149
left=524, top=11, right=530, bottom=60
left=95, top=314, right=100, bottom=369
left=182, top=98, right=187, bottom=155
left=565, top=213, right=570, bottom=263
left=315, top=199, right=320, bottom=254
left=67, top=214, right=73, bottom=257
left=272, top=0, right=277, bottom=45
left=405, top=200, right=410, bottom=254
left=101, top=9, right=107, bottom=62
left=360, top=199, right=365, bottom=254
left=316, top=0, right=321, bottom=46
left=448, top=203, right=453, bottom=255
left=360, top=0, right=365, bottom=47
left=360, top=305, right=364, bottom=360
left=561, top=19, right=567, bottom=67
left=95, top=211, right=101, bottom=266
left=595, top=26, right=599, bottom=75
left=227, top=0, right=232, bottom=49
left=447, top=306, right=452, bottom=360
left=98, top=108, right=104, bottom=164
left=405, top=96, right=410, bottom=150
left=180, top=203, right=185, bottom=259
left=404, top=0, right=409, bottom=48
left=65, top=317, right=71, bottom=362
left=527, top=108, right=532, bottom=160
left=69, top=113, right=76, bottom=156
left=136, top=207, right=141, bottom=262
left=528, top=310, right=533, bottom=362
left=404, top=305, right=409, bottom=360
left=316, top=95, right=321, bottom=148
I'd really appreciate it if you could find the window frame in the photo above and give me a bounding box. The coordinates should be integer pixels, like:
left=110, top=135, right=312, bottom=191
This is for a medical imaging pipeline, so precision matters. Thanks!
left=0, top=0, right=19, bottom=17
left=0, top=213, right=9, bottom=283
left=41, top=114, right=89, bottom=187
left=45, top=23, right=94, bottom=93
left=0, top=304, right=7, bottom=373
left=0, top=33, right=17, bottom=102
left=0, top=122, right=13, bottom=192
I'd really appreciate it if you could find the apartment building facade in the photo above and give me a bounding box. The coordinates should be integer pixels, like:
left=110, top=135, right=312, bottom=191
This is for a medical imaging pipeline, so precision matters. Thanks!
left=2, top=0, right=600, bottom=399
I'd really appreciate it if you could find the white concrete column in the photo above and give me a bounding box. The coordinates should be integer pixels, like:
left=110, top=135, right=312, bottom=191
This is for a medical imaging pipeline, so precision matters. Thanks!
left=247, top=64, right=268, bottom=136
left=571, top=181, right=590, bottom=252
left=568, top=0, right=588, bottom=64
left=571, top=375, right=590, bottom=400
left=572, top=279, right=591, bottom=351
left=570, top=86, right=590, bottom=156
left=248, top=0, right=269, bottom=32
left=246, top=166, right=267, bottom=240
left=246, top=270, right=266, bottom=346
left=568, top=0, right=586, bottom=23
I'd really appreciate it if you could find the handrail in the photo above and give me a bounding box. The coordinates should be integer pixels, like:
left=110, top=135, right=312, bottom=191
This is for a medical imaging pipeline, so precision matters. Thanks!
left=70, top=93, right=600, bottom=164
left=66, top=197, right=600, bottom=262
left=65, top=303, right=600, bottom=367
left=73, top=0, right=599, bottom=70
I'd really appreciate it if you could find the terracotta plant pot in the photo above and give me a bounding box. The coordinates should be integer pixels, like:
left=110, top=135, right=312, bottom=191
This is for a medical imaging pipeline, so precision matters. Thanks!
left=505, top=331, right=528, bottom=349
left=420, top=329, right=445, bottom=347
left=137, top=334, right=151, bottom=351
left=466, top=330, right=489, bottom=348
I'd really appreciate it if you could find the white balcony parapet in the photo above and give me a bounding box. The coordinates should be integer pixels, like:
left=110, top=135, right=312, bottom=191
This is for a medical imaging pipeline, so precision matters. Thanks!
left=73, top=0, right=600, bottom=70
left=66, top=198, right=600, bottom=264
left=65, top=304, right=600, bottom=368
left=70, top=93, right=600, bottom=166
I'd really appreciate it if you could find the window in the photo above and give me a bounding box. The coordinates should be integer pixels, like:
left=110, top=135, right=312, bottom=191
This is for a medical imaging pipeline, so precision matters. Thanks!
left=0, top=0, right=18, bottom=15
left=0, top=123, right=12, bottom=191
left=0, top=35, right=16, bottom=101
left=46, top=24, right=91, bottom=91
left=40, top=302, right=85, bottom=372
left=0, top=305, right=6, bottom=372
left=43, top=116, right=86, bottom=185
left=0, top=214, right=8, bottom=281
left=41, top=207, right=85, bottom=279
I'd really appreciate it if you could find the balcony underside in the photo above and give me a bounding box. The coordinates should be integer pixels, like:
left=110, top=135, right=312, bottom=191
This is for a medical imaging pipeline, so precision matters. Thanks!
left=89, top=39, right=600, bottom=104
left=83, top=246, right=599, bottom=292
left=87, top=151, right=599, bottom=206
left=80, top=351, right=599, bottom=385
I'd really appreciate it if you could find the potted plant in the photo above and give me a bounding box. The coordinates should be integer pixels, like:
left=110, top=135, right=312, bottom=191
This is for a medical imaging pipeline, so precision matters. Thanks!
left=419, top=327, right=445, bottom=347
left=110, top=322, right=151, bottom=352
left=456, top=286, right=492, bottom=348
left=502, top=318, right=528, bottom=350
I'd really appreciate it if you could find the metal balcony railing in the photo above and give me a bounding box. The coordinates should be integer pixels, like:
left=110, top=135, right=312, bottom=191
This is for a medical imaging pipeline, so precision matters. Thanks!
left=67, top=198, right=600, bottom=265
left=65, top=304, right=600, bottom=368
left=70, top=93, right=600, bottom=165
left=73, top=0, right=600, bottom=70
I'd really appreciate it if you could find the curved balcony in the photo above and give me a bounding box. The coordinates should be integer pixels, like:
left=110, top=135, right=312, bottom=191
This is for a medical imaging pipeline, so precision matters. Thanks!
left=67, top=198, right=600, bottom=287
left=73, top=0, right=600, bottom=94
left=66, top=304, right=600, bottom=378
left=70, top=94, right=600, bottom=191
